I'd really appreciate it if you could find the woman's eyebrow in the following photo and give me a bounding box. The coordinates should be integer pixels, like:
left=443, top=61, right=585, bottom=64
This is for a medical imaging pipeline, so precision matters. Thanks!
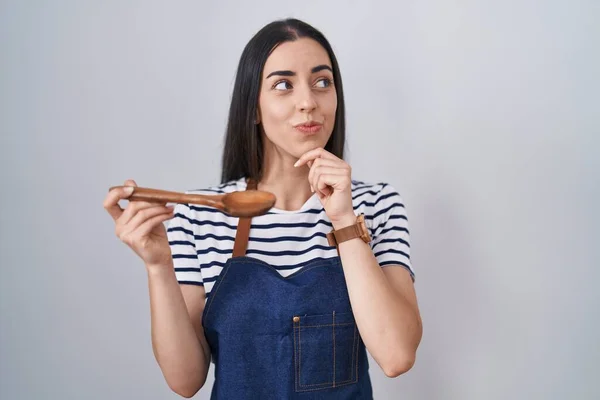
left=265, top=64, right=333, bottom=79
left=266, top=70, right=295, bottom=79
left=311, top=64, right=332, bottom=74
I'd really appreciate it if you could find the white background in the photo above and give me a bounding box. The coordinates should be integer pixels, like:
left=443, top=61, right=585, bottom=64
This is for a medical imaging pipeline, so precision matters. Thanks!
left=1, top=1, right=598, bottom=399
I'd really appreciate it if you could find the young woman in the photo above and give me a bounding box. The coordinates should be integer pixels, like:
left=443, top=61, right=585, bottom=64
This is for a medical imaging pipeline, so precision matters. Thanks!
left=104, top=18, right=422, bottom=399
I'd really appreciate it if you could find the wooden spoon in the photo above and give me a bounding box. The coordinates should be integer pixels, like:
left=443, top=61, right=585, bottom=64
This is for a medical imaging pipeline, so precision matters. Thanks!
left=109, top=186, right=276, bottom=217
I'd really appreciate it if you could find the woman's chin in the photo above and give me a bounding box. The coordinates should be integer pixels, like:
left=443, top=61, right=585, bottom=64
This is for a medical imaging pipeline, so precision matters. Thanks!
left=294, top=138, right=328, bottom=154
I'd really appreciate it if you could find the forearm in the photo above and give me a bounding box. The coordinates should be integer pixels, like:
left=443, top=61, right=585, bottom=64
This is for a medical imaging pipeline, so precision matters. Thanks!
left=333, top=218, right=422, bottom=377
left=146, top=264, right=208, bottom=396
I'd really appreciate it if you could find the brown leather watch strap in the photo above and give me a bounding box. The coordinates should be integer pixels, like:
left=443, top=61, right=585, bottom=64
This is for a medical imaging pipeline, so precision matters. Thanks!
left=232, top=178, right=257, bottom=258
left=326, top=214, right=370, bottom=247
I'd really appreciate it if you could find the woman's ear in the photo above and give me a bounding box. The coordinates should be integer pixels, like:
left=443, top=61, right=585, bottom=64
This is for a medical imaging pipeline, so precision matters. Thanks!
left=255, top=106, right=261, bottom=124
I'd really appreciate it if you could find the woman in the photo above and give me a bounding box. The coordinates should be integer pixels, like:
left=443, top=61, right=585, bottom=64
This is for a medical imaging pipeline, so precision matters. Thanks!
left=103, top=18, right=422, bottom=399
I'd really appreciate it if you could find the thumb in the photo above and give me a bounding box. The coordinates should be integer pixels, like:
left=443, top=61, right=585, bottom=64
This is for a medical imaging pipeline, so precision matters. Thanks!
left=124, top=179, right=138, bottom=187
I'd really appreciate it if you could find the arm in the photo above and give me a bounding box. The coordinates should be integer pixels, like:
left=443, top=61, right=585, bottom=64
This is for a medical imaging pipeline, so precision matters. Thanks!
left=332, top=217, right=422, bottom=378
left=294, top=147, right=422, bottom=377
left=104, top=181, right=210, bottom=397
left=147, top=264, right=211, bottom=398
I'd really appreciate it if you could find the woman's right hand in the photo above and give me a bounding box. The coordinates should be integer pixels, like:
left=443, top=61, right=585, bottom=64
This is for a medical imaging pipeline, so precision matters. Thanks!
left=103, top=179, right=176, bottom=268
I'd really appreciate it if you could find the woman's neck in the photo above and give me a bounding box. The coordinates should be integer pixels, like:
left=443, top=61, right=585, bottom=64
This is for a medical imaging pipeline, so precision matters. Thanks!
left=257, top=150, right=313, bottom=212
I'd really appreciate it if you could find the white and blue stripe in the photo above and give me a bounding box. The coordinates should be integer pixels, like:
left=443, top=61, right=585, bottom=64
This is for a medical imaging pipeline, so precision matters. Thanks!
left=167, top=177, right=413, bottom=296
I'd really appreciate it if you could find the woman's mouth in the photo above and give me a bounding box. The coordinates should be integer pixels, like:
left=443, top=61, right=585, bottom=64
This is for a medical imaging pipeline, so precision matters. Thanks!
left=294, top=122, right=323, bottom=134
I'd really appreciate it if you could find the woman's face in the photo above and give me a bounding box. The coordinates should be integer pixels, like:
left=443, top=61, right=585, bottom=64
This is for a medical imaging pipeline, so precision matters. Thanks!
left=258, top=38, right=337, bottom=159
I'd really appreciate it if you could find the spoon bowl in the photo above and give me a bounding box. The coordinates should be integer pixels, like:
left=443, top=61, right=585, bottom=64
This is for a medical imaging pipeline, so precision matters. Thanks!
left=221, top=190, right=276, bottom=217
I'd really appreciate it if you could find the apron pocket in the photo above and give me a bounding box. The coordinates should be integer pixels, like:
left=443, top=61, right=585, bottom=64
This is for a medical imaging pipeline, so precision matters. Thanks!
left=292, top=311, right=359, bottom=392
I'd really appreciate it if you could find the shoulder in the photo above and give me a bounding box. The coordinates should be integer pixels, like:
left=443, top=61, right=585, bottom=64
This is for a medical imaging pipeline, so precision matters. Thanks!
left=351, top=178, right=407, bottom=228
left=351, top=179, right=404, bottom=207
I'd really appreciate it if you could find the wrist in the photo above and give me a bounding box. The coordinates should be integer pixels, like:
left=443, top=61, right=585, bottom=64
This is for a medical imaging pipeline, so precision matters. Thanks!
left=331, top=213, right=357, bottom=231
left=146, top=261, right=175, bottom=277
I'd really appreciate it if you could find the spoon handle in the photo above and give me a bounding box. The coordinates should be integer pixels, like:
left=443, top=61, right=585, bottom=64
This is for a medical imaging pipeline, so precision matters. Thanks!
left=108, top=186, right=225, bottom=209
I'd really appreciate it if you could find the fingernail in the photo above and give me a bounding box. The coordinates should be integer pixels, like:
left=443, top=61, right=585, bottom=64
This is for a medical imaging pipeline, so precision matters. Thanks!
left=124, top=186, right=134, bottom=195
left=293, top=161, right=299, bottom=167
left=310, top=186, right=314, bottom=193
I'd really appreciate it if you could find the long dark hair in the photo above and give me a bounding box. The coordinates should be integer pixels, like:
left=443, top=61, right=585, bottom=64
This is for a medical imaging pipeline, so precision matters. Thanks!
left=220, top=18, right=346, bottom=184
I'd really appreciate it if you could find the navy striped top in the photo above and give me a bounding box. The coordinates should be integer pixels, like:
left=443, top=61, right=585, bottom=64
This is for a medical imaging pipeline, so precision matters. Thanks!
left=167, top=177, right=413, bottom=296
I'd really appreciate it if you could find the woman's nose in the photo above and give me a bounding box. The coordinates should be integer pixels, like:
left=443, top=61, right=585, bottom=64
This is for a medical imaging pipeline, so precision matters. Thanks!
left=296, top=87, right=317, bottom=112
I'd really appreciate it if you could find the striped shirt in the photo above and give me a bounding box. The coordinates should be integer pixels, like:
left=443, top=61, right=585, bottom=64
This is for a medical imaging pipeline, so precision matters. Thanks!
left=167, top=177, right=413, bottom=297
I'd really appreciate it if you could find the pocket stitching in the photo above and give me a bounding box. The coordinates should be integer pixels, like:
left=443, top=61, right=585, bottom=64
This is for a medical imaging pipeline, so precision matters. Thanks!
left=331, top=322, right=358, bottom=385
left=354, top=324, right=359, bottom=384
left=299, top=323, right=354, bottom=328
left=333, top=311, right=336, bottom=388
left=293, top=312, right=359, bottom=392
left=293, top=324, right=299, bottom=390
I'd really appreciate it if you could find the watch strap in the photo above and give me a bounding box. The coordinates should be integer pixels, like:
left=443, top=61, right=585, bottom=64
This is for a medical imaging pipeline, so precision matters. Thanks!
left=326, top=214, right=370, bottom=247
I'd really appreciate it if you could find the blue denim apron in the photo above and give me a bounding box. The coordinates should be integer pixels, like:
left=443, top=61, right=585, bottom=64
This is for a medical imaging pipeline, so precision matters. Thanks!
left=201, top=179, right=373, bottom=399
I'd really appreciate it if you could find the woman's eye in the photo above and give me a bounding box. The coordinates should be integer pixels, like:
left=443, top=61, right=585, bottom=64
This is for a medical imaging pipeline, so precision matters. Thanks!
left=315, top=78, right=332, bottom=88
left=274, top=81, right=292, bottom=90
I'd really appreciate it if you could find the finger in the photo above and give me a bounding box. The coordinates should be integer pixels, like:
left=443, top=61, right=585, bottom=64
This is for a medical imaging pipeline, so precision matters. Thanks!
left=316, top=174, right=349, bottom=196
left=104, top=186, right=135, bottom=221
left=310, top=166, right=348, bottom=197
left=294, top=147, right=340, bottom=167
left=308, top=158, right=346, bottom=189
left=310, top=166, right=345, bottom=196
left=116, top=200, right=164, bottom=227
left=307, top=161, right=314, bottom=191
left=124, top=178, right=167, bottom=206
left=120, top=205, right=175, bottom=237
left=135, top=209, right=176, bottom=238
left=310, top=157, right=343, bottom=171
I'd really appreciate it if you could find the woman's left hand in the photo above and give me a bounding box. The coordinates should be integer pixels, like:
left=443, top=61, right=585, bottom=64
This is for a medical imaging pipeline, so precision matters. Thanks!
left=294, top=147, right=355, bottom=226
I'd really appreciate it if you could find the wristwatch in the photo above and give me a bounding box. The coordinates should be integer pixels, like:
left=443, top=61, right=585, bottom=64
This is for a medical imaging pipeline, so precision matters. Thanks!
left=326, top=214, right=371, bottom=247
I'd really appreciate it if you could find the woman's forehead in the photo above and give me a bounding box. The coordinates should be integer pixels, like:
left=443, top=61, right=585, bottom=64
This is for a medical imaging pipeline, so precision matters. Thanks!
left=263, top=38, right=332, bottom=74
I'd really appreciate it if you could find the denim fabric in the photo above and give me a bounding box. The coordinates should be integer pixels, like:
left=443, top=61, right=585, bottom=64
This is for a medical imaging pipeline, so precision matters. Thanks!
left=202, top=256, right=373, bottom=399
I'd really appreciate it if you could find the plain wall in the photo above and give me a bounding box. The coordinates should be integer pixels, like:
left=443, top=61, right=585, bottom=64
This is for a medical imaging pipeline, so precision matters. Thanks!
left=1, top=1, right=598, bottom=399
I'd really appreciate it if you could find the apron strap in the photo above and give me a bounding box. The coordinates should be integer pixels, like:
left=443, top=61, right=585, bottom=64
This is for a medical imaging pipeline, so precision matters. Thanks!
left=232, top=178, right=257, bottom=258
